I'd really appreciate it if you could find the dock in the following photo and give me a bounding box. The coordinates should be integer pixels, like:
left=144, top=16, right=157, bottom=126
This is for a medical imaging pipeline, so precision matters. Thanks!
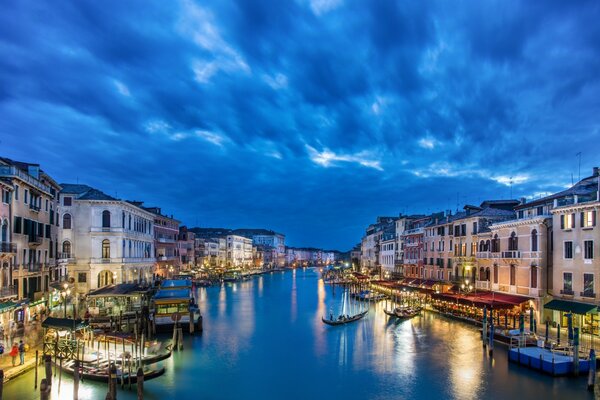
left=508, top=345, right=591, bottom=376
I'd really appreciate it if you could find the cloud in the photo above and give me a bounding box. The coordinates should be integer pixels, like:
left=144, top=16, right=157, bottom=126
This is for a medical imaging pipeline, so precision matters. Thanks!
left=306, top=145, right=383, bottom=171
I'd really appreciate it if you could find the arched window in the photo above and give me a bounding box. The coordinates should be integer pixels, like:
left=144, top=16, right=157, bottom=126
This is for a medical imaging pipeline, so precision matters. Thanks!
left=1, top=220, right=7, bottom=242
left=492, top=235, right=500, bottom=252
left=493, top=264, right=498, bottom=284
left=485, top=267, right=491, bottom=281
left=531, top=265, right=537, bottom=288
left=102, top=210, right=111, bottom=228
left=509, top=232, right=518, bottom=251
left=479, top=240, right=485, bottom=252
left=63, top=214, right=72, bottom=230
left=531, top=229, right=538, bottom=252
left=510, top=264, right=516, bottom=286
left=122, top=212, right=125, bottom=228
left=479, top=267, right=485, bottom=280
left=485, top=240, right=490, bottom=251
left=102, top=239, right=110, bottom=259
left=62, top=240, right=71, bottom=255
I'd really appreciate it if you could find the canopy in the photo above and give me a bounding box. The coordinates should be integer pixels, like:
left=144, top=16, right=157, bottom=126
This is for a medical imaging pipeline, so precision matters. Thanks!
left=88, top=283, right=149, bottom=297
left=160, top=279, right=191, bottom=289
left=153, top=289, right=191, bottom=303
left=0, top=301, right=17, bottom=313
left=42, top=317, right=89, bottom=332
left=544, top=299, right=597, bottom=315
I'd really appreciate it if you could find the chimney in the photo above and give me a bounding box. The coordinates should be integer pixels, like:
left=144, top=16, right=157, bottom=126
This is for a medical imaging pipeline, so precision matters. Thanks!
left=520, top=197, right=527, bottom=205
left=593, top=167, right=600, bottom=177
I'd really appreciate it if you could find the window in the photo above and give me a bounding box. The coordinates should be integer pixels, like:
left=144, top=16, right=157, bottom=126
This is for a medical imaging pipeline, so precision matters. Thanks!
left=583, top=273, right=594, bottom=297
left=561, top=213, right=575, bottom=229
left=78, top=273, right=87, bottom=283
left=491, top=234, right=500, bottom=252
left=15, top=185, right=19, bottom=201
left=102, top=239, right=110, bottom=258
left=493, top=265, right=498, bottom=284
left=62, top=241, right=71, bottom=255
left=461, top=224, right=466, bottom=236
left=582, top=211, right=596, bottom=228
left=518, top=210, right=524, bottom=219
left=510, top=264, right=516, bottom=285
left=508, top=232, right=518, bottom=251
left=63, top=214, right=72, bottom=230
left=564, top=241, right=573, bottom=259
left=102, top=210, right=111, bottom=228
left=531, top=266, right=537, bottom=288
left=537, top=206, right=544, bottom=216
left=584, top=240, right=594, bottom=260
left=63, top=196, right=72, bottom=206
left=472, top=222, right=477, bottom=234
left=45, top=199, right=48, bottom=211
left=563, top=272, right=573, bottom=293
left=24, top=189, right=28, bottom=204
left=45, top=224, right=50, bottom=238
left=14, top=216, right=22, bottom=234
left=531, top=229, right=538, bottom=252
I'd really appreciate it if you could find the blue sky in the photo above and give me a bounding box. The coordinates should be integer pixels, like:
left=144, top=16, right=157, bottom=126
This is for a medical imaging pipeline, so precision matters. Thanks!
left=1, top=0, right=599, bottom=250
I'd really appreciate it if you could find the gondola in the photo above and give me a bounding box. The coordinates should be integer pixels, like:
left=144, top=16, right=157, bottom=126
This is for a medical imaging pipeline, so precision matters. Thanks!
left=60, top=359, right=166, bottom=383
left=322, top=310, right=368, bottom=326
left=384, top=307, right=420, bottom=320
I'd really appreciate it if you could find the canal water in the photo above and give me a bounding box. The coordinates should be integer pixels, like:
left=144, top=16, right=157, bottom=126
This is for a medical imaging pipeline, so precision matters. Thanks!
left=4, top=269, right=592, bottom=399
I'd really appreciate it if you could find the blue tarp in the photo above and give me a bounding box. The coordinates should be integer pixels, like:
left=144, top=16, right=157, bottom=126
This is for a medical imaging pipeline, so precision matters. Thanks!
left=154, top=289, right=191, bottom=300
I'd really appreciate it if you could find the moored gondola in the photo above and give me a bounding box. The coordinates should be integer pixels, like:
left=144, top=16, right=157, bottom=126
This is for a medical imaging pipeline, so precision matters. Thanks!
left=322, top=310, right=369, bottom=326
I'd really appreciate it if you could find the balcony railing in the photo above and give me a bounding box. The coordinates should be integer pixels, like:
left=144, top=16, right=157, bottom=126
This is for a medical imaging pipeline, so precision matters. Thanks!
left=502, top=251, right=521, bottom=259
left=29, top=203, right=41, bottom=212
left=0, top=285, right=17, bottom=298
left=476, top=251, right=490, bottom=259
left=580, top=291, right=596, bottom=298
left=57, top=252, right=75, bottom=260
left=26, top=262, right=44, bottom=272
left=0, top=165, right=52, bottom=194
left=475, top=280, right=490, bottom=290
left=91, top=227, right=124, bottom=233
left=560, top=289, right=574, bottom=295
left=0, top=242, right=17, bottom=253
left=28, top=235, right=43, bottom=245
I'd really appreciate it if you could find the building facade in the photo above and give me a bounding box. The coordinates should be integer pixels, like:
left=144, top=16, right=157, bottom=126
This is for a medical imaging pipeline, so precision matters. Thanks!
left=59, top=184, right=155, bottom=295
left=226, top=235, right=253, bottom=268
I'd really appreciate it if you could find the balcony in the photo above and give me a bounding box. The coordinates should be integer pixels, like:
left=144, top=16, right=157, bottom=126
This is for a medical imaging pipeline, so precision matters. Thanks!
left=26, top=262, right=44, bottom=272
left=28, top=235, right=43, bottom=246
left=0, top=285, right=17, bottom=299
left=0, top=242, right=17, bottom=253
left=157, top=237, right=176, bottom=244
left=521, top=251, right=542, bottom=259
left=475, top=280, right=490, bottom=290
left=57, top=252, right=75, bottom=261
left=91, top=227, right=124, bottom=233
left=580, top=291, right=596, bottom=298
left=502, top=251, right=521, bottom=259
left=476, top=251, right=490, bottom=259
left=560, top=289, right=574, bottom=296
left=0, top=165, right=52, bottom=194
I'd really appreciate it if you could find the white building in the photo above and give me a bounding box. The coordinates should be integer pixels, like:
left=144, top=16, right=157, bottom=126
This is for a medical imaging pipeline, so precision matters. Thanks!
left=231, top=229, right=286, bottom=267
left=380, top=232, right=396, bottom=277
left=226, top=235, right=253, bottom=268
left=59, top=184, right=156, bottom=294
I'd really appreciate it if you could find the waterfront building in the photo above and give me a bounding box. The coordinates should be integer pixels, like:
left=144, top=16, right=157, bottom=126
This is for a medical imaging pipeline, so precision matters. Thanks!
left=0, top=180, right=16, bottom=300
left=226, top=234, right=253, bottom=268
left=379, top=232, right=396, bottom=278
left=177, top=226, right=196, bottom=270
left=194, top=237, right=227, bottom=268
left=350, top=244, right=361, bottom=271
left=401, top=215, right=430, bottom=279
left=59, top=184, right=155, bottom=295
left=0, top=158, right=61, bottom=301
left=231, top=228, right=286, bottom=267
left=423, top=212, right=453, bottom=282
left=360, top=216, right=397, bottom=274
left=138, top=205, right=180, bottom=277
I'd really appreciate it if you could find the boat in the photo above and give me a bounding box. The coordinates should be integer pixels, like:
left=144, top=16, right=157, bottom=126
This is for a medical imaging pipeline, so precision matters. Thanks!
left=351, top=290, right=387, bottom=302
left=322, top=310, right=369, bottom=326
left=480, top=327, right=539, bottom=346
left=384, top=307, right=420, bottom=320
left=60, top=358, right=165, bottom=383
left=223, top=270, right=243, bottom=282
left=150, top=279, right=201, bottom=332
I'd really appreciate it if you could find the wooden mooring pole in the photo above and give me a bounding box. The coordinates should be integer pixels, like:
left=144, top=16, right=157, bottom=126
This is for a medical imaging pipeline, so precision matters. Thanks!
left=136, top=367, right=144, bottom=400
left=73, top=360, right=80, bottom=400
left=44, top=355, right=52, bottom=387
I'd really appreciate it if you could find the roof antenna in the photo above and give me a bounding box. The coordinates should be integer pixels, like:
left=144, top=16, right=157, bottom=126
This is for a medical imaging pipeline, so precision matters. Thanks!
left=509, top=177, right=513, bottom=199
left=571, top=173, right=574, bottom=186
left=576, top=151, right=582, bottom=182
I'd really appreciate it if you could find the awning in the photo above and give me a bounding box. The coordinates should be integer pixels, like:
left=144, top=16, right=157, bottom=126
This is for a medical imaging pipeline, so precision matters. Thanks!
left=0, top=301, right=17, bottom=313
left=544, top=299, right=597, bottom=315
left=42, top=317, right=89, bottom=331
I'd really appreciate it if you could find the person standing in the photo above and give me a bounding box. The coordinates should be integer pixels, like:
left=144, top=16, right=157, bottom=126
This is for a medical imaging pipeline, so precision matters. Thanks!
left=18, top=340, right=25, bottom=365
left=9, top=343, right=18, bottom=366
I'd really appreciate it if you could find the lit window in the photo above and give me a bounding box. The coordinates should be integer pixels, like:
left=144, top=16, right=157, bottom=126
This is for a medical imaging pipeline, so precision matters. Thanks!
left=582, top=211, right=596, bottom=228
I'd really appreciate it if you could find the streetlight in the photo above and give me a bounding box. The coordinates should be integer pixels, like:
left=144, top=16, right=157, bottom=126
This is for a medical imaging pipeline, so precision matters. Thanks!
left=60, top=285, right=71, bottom=318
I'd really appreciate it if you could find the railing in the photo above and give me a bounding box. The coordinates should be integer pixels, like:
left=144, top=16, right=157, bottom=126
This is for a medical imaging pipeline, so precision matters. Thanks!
left=502, top=251, right=521, bottom=259
left=476, top=251, right=490, bottom=259
left=57, top=252, right=75, bottom=260
left=26, top=262, right=44, bottom=272
left=0, top=285, right=17, bottom=298
left=580, top=291, right=596, bottom=298
left=560, top=289, right=574, bottom=295
left=0, top=242, right=17, bottom=253
left=521, top=251, right=542, bottom=259
left=28, top=235, right=43, bottom=245
left=0, top=165, right=52, bottom=194
left=475, top=280, right=490, bottom=290
left=91, top=227, right=124, bottom=233
left=29, top=203, right=41, bottom=212
left=157, top=237, right=176, bottom=243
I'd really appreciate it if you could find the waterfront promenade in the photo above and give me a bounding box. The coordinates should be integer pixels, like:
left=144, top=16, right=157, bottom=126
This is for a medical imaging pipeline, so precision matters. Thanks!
left=2, top=269, right=594, bottom=399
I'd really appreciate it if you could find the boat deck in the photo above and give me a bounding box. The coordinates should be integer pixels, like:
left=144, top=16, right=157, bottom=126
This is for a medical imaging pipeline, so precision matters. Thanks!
left=508, top=346, right=590, bottom=376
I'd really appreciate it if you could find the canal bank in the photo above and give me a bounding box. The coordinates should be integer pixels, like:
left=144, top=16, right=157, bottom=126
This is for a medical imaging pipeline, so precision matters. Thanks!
left=3, top=269, right=593, bottom=399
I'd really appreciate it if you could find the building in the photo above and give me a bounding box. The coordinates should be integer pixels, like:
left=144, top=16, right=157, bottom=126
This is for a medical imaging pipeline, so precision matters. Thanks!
left=137, top=205, right=180, bottom=278
left=360, top=216, right=397, bottom=273
left=402, top=215, right=431, bottom=279
left=379, top=232, right=396, bottom=278
left=231, top=229, right=286, bottom=267
left=0, top=158, right=61, bottom=301
left=59, top=184, right=156, bottom=295
left=177, top=226, right=196, bottom=270
left=226, top=235, right=253, bottom=268
left=0, top=180, right=16, bottom=299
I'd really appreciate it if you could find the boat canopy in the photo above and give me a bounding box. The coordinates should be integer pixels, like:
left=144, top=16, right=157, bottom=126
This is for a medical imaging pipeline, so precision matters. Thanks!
left=42, top=317, right=89, bottom=332
left=160, top=279, right=192, bottom=289
left=88, top=283, right=150, bottom=298
left=153, top=289, right=191, bottom=304
left=544, top=299, right=597, bottom=315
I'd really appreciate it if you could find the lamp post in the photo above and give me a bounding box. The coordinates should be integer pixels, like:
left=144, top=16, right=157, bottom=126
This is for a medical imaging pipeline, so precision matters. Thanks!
left=60, top=283, right=71, bottom=318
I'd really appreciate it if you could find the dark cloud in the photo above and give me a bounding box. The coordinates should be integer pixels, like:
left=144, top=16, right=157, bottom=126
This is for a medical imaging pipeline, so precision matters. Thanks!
left=1, top=0, right=599, bottom=249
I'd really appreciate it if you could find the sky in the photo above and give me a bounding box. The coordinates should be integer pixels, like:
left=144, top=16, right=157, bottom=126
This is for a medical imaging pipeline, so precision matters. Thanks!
left=1, top=1, right=599, bottom=250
